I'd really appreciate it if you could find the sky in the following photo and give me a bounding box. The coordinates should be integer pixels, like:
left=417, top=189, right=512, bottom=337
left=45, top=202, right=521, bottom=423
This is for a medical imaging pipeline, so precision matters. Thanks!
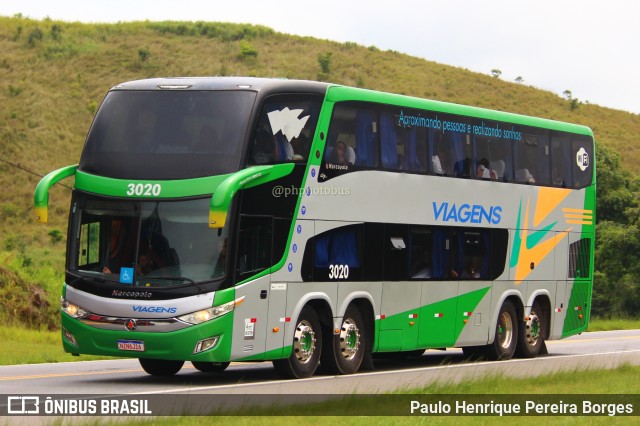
left=2, top=0, right=639, bottom=114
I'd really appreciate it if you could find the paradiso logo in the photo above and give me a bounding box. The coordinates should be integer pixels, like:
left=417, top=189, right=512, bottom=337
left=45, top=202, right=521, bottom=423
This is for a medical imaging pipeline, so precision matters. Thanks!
left=576, top=147, right=589, bottom=171
left=432, top=202, right=502, bottom=225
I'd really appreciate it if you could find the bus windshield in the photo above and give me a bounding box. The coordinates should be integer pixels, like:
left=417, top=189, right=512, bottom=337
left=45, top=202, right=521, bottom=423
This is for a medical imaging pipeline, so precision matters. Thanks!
left=79, top=90, right=256, bottom=180
left=70, top=193, right=229, bottom=289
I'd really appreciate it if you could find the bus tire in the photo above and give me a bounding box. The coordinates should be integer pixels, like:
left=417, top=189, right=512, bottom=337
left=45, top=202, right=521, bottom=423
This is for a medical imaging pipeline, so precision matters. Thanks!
left=321, top=305, right=366, bottom=375
left=273, top=306, right=322, bottom=379
left=516, top=301, right=545, bottom=358
left=192, top=361, right=230, bottom=373
left=139, top=358, right=184, bottom=376
left=485, top=300, right=518, bottom=360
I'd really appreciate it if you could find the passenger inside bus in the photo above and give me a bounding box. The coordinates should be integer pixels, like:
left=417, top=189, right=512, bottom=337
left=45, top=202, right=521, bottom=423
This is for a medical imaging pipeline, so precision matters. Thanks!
left=102, top=219, right=135, bottom=274
left=461, top=256, right=482, bottom=279
left=331, top=141, right=354, bottom=165
left=476, top=158, right=497, bottom=180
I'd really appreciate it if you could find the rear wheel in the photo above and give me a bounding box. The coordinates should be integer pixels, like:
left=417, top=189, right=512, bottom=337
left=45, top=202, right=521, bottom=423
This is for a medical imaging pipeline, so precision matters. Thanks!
left=484, top=300, right=518, bottom=360
left=191, top=361, right=230, bottom=373
left=321, top=306, right=366, bottom=375
left=139, top=358, right=184, bottom=376
left=516, top=301, right=546, bottom=358
left=273, top=306, right=322, bottom=379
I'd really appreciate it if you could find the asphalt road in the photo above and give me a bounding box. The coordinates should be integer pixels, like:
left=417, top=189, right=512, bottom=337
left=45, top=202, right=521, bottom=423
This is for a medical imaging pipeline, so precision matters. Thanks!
left=1, top=329, right=639, bottom=397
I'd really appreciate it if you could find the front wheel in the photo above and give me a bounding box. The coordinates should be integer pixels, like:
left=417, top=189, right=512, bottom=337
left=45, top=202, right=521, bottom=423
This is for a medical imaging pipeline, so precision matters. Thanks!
left=484, top=300, right=518, bottom=360
left=139, top=358, right=184, bottom=376
left=273, top=306, right=322, bottom=379
left=321, top=306, right=366, bottom=375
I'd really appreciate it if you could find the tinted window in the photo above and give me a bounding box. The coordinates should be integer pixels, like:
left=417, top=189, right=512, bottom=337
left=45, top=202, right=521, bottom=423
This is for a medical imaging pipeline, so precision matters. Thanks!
left=514, top=132, right=550, bottom=185
left=249, top=95, right=322, bottom=165
left=323, top=104, right=378, bottom=176
left=550, top=136, right=572, bottom=187
left=236, top=215, right=272, bottom=280
left=81, top=90, right=256, bottom=179
left=312, top=225, right=362, bottom=281
left=569, top=238, right=591, bottom=278
left=571, top=137, right=594, bottom=188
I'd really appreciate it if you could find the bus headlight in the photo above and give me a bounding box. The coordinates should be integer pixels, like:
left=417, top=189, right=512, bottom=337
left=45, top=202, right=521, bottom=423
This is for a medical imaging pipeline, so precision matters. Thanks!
left=178, top=296, right=245, bottom=325
left=61, top=298, right=89, bottom=319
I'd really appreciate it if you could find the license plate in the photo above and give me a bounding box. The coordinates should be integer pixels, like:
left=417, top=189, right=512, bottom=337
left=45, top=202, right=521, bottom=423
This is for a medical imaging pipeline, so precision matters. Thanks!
left=117, top=339, right=145, bottom=352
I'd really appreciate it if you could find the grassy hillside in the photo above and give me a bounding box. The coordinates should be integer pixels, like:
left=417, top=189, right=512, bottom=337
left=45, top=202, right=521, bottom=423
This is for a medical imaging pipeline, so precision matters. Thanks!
left=0, top=16, right=638, bottom=327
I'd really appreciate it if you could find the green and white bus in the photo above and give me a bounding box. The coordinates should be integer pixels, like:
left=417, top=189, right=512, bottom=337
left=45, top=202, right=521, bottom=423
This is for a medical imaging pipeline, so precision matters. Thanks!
left=35, top=77, right=595, bottom=378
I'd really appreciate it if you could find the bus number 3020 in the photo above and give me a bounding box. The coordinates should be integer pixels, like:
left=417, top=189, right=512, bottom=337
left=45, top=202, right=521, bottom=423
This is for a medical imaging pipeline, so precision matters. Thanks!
left=329, top=264, right=349, bottom=280
left=126, top=183, right=162, bottom=197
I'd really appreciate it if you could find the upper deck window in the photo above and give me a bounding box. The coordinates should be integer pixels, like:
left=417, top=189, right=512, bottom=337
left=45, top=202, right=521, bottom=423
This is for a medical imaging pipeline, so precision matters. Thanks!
left=248, top=95, right=322, bottom=165
left=80, top=90, right=256, bottom=179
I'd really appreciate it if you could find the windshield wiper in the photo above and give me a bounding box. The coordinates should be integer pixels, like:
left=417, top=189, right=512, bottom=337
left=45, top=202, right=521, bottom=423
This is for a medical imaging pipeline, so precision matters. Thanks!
left=142, top=276, right=206, bottom=294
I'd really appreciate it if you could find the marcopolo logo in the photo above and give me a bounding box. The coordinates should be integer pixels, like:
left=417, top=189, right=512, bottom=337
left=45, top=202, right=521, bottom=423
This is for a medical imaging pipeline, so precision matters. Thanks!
left=433, top=202, right=502, bottom=225
left=576, top=147, right=589, bottom=171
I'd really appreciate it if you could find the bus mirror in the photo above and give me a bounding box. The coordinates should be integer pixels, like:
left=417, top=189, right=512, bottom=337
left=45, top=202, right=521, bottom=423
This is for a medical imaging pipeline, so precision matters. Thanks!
left=34, top=164, right=78, bottom=223
left=208, top=164, right=295, bottom=229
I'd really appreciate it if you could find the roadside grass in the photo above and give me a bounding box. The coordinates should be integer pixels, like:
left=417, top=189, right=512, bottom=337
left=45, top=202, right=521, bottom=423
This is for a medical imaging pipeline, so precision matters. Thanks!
left=588, top=318, right=640, bottom=332
left=0, top=317, right=637, bottom=365
left=0, top=326, right=111, bottom=364
left=105, top=365, right=640, bottom=425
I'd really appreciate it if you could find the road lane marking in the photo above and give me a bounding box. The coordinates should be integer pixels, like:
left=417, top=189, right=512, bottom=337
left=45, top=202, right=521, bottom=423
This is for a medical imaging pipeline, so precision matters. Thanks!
left=547, top=335, right=640, bottom=344
left=0, top=364, right=200, bottom=382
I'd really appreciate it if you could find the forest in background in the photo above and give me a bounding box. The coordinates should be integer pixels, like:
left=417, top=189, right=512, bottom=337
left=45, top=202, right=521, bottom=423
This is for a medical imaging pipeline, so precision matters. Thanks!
left=0, top=16, right=638, bottom=329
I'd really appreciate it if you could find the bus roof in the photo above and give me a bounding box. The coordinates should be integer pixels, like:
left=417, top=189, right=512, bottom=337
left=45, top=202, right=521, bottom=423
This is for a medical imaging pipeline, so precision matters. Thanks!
left=109, top=77, right=593, bottom=137
left=110, top=76, right=330, bottom=95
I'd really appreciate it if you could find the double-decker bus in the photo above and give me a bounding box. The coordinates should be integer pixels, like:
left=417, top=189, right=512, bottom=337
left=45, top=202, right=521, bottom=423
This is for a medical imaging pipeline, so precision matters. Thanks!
left=35, top=77, right=595, bottom=378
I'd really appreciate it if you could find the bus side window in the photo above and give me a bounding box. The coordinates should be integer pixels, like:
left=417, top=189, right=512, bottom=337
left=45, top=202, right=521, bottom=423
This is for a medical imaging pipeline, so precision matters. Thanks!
left=384, top=224, right=409, bottom=281
left=433, top=134, right=454, bottom=176
left=250, top=96, right=321, bottom=164
left=452, top=134, right=472, bottom=178
left=312, top=225, right=362, bottom=281
left=78, top=221, right=101, bottom=269
left=431, top=228, right=450, bottom=279
left=380, top=112, right=398, bottom=170
left=325, top=105, right=382, bottom=168
left=451, top=230, right=489, bottom=280
left=410, top=227, right=433, bottom=279
left=236, top=216, right=272, bottom=278
left=571, top=137, right=593, bottom=188
left=551, top=136, right=572, bottom=187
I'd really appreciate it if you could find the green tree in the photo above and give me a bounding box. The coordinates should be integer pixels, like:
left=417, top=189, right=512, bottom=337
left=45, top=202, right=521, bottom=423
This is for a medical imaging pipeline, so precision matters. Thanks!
left=596, top=144, right=639, bottom=224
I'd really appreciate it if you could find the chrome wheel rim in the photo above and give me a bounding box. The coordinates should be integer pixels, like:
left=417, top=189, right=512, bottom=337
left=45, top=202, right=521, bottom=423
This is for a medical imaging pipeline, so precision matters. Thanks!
left=525, top=313, right=540, bottom=346
left=497, top=311, right=514, bottom=349
left=293, top=320, right=316, bottom=364
left=339, top=317, right=360, bottom=360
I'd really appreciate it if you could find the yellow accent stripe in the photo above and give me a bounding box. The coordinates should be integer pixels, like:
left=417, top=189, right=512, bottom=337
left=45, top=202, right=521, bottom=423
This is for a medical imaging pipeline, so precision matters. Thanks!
left=564, top=214, right=593, bottom=219
left=566, top=220, right=593, bottom=225
left=533, top=187, right=571, bottom=227
left=562, top=208, right=593, bottom=214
